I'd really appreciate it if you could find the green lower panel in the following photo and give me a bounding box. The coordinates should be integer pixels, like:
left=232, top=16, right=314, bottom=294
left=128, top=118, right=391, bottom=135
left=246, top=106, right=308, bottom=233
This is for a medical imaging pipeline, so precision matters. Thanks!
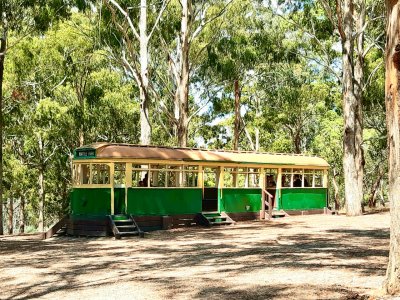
left=220, top=188, right=262, bottom=213
left=127, top=188, right=202, bottom=215
left=70, top=188, right=111, bottom=216
left=279, top=188, right=327, bottom=210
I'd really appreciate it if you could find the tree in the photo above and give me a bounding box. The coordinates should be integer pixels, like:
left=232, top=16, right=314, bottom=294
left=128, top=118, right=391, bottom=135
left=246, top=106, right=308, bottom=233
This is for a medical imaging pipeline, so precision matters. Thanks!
left=383, top=0, right=400, bottom=294
left=0, top=0, right=71, bottom=234
left=104, top=0, right=169, bottom=145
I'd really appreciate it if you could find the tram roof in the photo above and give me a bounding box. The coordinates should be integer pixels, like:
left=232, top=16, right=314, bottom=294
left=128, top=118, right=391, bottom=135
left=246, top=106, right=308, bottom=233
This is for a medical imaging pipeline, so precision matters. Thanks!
left=74, top=143, right=330, bottom=168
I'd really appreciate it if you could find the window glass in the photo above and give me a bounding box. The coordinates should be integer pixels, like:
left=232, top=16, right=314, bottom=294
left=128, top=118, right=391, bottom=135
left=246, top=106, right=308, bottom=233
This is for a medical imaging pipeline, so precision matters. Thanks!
left=114, top=163, right=126, bottom=185
left=72, top=164, right=80, bottom=185
left=265, top=169, right=278, bottom=188
left=184, top=166, right=198, bottom=187
left=314, top=170, right=323, bottom=187
left=92, top=164, right=110, bottom=184
left=204, top=167, right=217, bottom=187
left=303, top=173, right=312, bottom=187
left=282, top=169, right=292, bottom=187
left=132, top=165, right=149, bottom=187
left=248, top=168, right=260, bottom=188
left=81, top=164, right=90, bottom=184
left=223, top=168, right=234, bottom=188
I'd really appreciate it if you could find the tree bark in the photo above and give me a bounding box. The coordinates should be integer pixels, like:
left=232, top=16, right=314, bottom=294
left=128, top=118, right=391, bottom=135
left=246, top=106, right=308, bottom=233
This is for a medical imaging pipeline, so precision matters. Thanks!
left=19, top=197, right=25, bottom=233
left=0, top=27, right=6, bottom=236
left=38, top=137, right=45, bottom=232
left=177, top=0, right=191, bottom=148
left=332, top=168, right=341, bottom=211
left=353, top=0, right=366, bottom=211
left=7, top=198, right=12, bottom=234
left=383, top=0, right=400, bottom=294
left=368, top=168, right=383, bottom=208
left=139, top=0, right=151, bottom=145
left=341, top=0, right=363, bottom=216
left=234, top=79, right=240, bottom=150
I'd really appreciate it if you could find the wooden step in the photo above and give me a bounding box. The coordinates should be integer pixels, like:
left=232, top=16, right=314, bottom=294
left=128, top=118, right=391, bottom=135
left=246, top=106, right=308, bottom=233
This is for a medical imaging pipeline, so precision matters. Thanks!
left=209, top=221, right=233, bottom=225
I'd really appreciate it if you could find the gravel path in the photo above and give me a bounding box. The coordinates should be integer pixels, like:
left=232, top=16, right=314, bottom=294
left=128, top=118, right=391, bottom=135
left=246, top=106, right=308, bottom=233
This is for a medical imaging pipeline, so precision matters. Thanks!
left=0, top=212, right=391, bottom=299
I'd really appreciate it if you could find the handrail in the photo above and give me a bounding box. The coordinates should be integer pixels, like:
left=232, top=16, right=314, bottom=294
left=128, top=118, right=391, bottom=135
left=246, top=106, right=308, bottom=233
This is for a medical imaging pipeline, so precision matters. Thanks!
left=262, top=189, right=274, bottom=220
left=42, top=215, right=68, bottom=239
left=262, top=189, right=273, bottom=199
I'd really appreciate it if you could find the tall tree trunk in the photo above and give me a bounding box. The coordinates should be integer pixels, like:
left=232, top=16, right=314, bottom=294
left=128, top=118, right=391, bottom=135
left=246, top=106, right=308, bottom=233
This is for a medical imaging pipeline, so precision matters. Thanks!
left=0, top=28, right=6, bottom=235
left=79, top=125, right=84, bottom=147
left=7, top=198, right=12, bottom=234
left=233, top=80, right=240, bottom=150
left=38, top=137, right=45, bottom=232
left=341, top=0, right=363, bottom=216
left=19, top=197, right=25, bottom=233
left=139, top=0, right=151, bottom=145
left=353, top=0, right=366, bottom=211
left=38, top=166, right=45, bottom=232
left=368, top=170, right=383, bottom=208
left=332, top=168, right=341, bottom=211
left=177, top=0, right=191, bottom=148
left=383, top=0, right=400, bottom=294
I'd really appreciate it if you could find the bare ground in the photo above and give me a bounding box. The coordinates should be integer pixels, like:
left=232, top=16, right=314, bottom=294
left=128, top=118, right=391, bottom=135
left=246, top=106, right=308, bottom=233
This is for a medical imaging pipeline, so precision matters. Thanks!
left=0, top=212, right=394, bottom=300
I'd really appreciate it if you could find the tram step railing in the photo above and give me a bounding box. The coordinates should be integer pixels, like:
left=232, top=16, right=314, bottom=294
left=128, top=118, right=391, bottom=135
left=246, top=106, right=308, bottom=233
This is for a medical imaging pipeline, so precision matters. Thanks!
left=108, top=215, right=144, bottom=239
left=196, top=212, right=235, bottom=227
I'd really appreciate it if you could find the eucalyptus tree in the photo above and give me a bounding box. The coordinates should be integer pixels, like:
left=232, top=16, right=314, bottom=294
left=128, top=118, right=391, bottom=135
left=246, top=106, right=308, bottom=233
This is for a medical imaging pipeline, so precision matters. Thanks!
left=0, top=0, right=72, bottom=234
left=103, top=0, right=169, bottom=145
left=154, top=0, right=233, bottom=147
left=384, top=0, right=400, bottom=294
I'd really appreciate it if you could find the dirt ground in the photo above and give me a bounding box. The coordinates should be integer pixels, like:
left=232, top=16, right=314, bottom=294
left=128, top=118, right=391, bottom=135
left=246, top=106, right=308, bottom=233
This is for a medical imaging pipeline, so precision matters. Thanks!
left=0, top=212, right=395, bottom=300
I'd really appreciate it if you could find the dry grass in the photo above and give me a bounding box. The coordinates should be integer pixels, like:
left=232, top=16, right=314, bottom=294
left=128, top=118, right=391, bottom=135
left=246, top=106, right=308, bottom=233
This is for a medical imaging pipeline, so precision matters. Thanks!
left=0, top=212, right=392, bottom=300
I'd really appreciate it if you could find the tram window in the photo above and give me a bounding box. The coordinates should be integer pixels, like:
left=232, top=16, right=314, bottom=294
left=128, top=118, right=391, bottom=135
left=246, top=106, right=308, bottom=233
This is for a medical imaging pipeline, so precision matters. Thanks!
left=81, top=164, right=90, bottom=184
left=248, top=168, right=260, bottom=188
left=114, top=163, right=126, bottom=185
left=314, top=170, right=323, bottom=187
left=72, top=164, right=80, bottom=185
left=204, top=168, right=217, bottom=187
left=303, top=169, right=313, bottom=187
left=223, top=168, right=234, bottom=188
left=229, top=168, right=260, bottom=188
left=132, top=165, right=150, bottom=187
left=282, top=169, right=292, bottom=187
left=92, top=164, right=110, bottom=184
left=265, top=169, right=278, bottom=188
left=184, top=166, right=198, bottom=187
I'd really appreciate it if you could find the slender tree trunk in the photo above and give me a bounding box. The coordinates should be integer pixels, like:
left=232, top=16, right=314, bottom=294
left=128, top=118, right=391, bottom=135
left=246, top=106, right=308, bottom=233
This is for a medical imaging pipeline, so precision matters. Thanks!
left=79, top=125, right=84, bottom=147
left=19, top=197, right=24, bottom=233
left=38, top=137, right=45, bottom=232
left=38, top=166, right=45, bottom=232
left=332, top=169, right=341, bottom=211
left=7, top=198, right=12, bottom=234
left=383, top=0, right=400, bottom=294
left=368, top=169, right=383, bottom=208
left=0, top=29, right=5, bottom=235
left=177, top=0, right=191, bottom=148
left=341, top=0, right=363, bottom=216
left=234, top=79, right=240, bottom=150
left=139, top=0, right=151, bottom=145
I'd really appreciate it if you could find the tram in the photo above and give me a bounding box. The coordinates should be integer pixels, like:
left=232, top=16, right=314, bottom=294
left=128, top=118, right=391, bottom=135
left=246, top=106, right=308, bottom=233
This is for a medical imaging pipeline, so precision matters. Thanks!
left=69, top=143, right=329, bottom=235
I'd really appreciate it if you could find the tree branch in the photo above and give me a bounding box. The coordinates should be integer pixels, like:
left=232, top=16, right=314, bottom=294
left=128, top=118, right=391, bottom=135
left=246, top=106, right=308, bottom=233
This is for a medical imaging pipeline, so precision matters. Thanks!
left=106, top=0, right=140, bottom=40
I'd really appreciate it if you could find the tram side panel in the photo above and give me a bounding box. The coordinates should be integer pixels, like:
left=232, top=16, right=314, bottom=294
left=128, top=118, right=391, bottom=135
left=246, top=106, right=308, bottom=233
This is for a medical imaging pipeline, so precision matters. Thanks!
left=278, top=188, right=328, bottom=211
left=126, top=187, right=202, bottom=216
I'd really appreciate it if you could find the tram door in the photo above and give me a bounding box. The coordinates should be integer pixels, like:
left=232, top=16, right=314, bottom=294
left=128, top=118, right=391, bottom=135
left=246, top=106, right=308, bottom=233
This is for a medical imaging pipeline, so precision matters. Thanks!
left=202, top=167, right=219, bottom=212
left=113, top=163, right=126, bottom=215
left=265, top=168, right=278, bottom=209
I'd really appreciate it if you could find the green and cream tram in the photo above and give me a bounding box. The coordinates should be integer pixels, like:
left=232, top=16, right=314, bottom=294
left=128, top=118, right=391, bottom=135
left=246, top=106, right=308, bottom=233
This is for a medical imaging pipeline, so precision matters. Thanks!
left=69, top=143, right=329, bottom=236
